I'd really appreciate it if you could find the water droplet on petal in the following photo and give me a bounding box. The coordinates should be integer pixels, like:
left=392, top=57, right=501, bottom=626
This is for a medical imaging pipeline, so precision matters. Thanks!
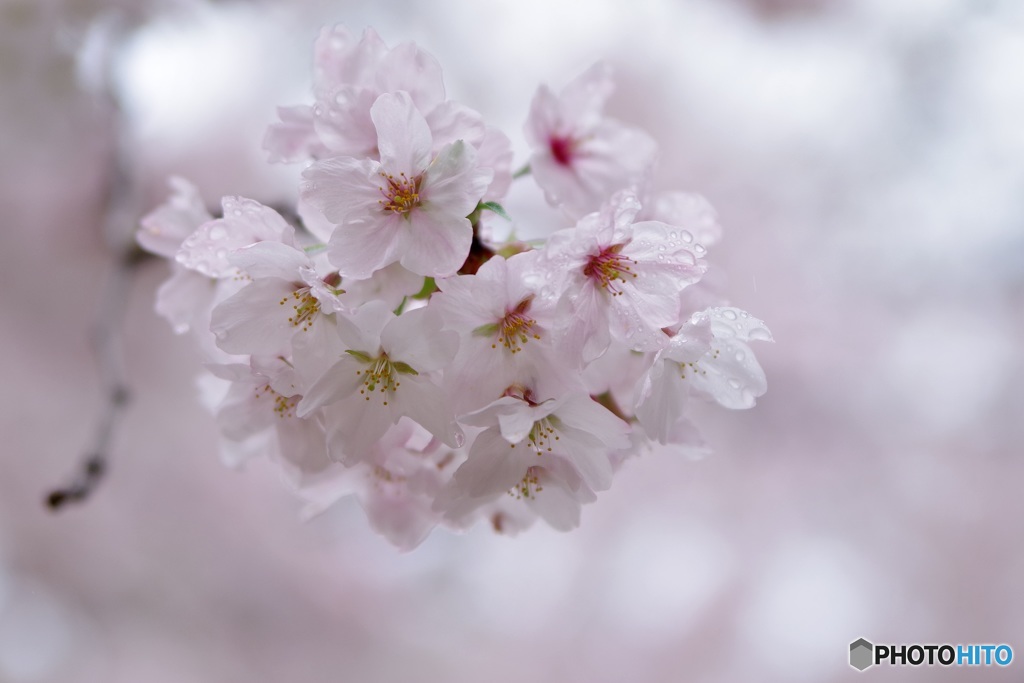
left=722, top=310, right=738, bottom=320
left=728, top=378, right=741, bottom=389
left=680, top=230, right=693, bottom=243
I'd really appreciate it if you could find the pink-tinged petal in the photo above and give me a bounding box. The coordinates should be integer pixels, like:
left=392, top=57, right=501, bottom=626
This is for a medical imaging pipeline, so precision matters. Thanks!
left=273, top=416, right=332, bottom=486
left=375, top=42, right=446, bottom=112
left=524, top=85, right=563, bottom=147
left=296, top=196, right=336, bottom=244
left=425, top=100, right=485, bottom=151
left=559, top=62, right=615, bottom=124
left=361, top=487, right=438, bottom=552
left=547, top=429, right=615, bottom=491
left=496, top=408, right=537, bottom=444
left=445, top=337, right=520, bottom=414
left=371, top=91, right=432, bottom=176
left=662, top=318, right=713, bottom=364
left=635, top=359, right=691, bottom=445
left=422, top=140, right=491, bottom=216
left=216, top=382, right=273, bottom=442
left=177, top=198, right=295, bottom=278
left=338, top=262, right=424, bottom=311
left=400, top=208, right=473, bottom=277
left=138, top=177, right=211, bottom=258
left=323, top=398, right=394, bottom=464
left=301, top=156, right=382, bottom=225
left=554, top=393, right=631, bottom=450
left=391, top=375, right=462, bottom=448
left=381, top=306, right=457, bottom=372
left=433, top=266, right=506, bottom=329
left=327, top=215, right=403, bottom=279
left=525, top=478, right=582, bottom=531
left=688, top=338, right=768, bottom=410
left=312, top=86, right=380, bottom=158
left=297, top=355, right=365, bottom=417
left=590, top=119, right=658, bottom=176
left=334, top=301, right=393, bottom=353
left=313, top=26, right=387, bottom=95
left=647, top=191, right=722, bottom=248
left=460, top=396, right=525, bottom=428
left=477, top=127, right=514, bottom=201
left=454, top=428, right=529, bottom=497
left=227, top=241, right=310, bottom=281
left=575, top=284, right=612, bottom=363
left=626, top=221, right=703, bottom=265
left=291, top=315, right=348, bottom=390
left=210, top=278, right=304, bottom=356
left=530, top=152, right=598, bottom=218
left=704, top=307, right=774, bottom=343
left=155, top=268, right=216, bottom=334
left=264, top=105, right=328, bottom=164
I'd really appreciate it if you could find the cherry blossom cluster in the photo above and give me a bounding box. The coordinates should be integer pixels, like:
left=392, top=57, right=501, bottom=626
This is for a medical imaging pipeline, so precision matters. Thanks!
left=137, top=26, right=771, bottom=549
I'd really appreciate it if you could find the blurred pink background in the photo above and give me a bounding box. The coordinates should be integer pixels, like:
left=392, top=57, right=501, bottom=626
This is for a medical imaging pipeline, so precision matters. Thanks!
left=2, top=0, right=1023, bottom=681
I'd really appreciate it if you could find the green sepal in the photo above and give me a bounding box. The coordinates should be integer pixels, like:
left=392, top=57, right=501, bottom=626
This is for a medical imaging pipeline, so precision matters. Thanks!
left=345, top=350, right=374, bottom=363
left=479, top=201, right=511, bottom=221
left=413, top=277, right=437, bottom=300
left=472, top=323, right=500, bottom=337
left=392, top=361, right=419, bottom=376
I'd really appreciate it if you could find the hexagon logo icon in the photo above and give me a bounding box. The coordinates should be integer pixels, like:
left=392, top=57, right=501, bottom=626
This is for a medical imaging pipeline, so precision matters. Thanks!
left=850, top=638, right=874, bottom=671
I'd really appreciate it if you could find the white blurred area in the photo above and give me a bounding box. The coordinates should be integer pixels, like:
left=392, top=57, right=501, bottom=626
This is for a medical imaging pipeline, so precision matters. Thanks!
left=2, top=0, right=1023, bottom=681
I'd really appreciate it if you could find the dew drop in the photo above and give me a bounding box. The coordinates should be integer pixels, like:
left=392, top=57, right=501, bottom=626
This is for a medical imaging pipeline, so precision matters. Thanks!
left=728, top=378, right=741, bottom=389
left=680, top=230, right=693, bottom=243
left=722, top=310, right=738, bottom=320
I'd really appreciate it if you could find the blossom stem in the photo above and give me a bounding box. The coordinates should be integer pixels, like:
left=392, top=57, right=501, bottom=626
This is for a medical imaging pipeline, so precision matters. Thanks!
left=47, top=246, right=147, bottom=511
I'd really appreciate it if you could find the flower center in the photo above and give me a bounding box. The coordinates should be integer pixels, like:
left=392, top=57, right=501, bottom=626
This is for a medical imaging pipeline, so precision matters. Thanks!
left=280, top=288, right=321, bottom=331
left=378, top=171, right=421, bottom=215
left=349, top=351, right=419, bottom=407
left=254, top=383, right=298, bottom=418
left=583, top=244, right=637, bottom=296
left=549, top=136, right=575, bottom=166
left=510, top=466, right=544, bottom=499
left=678, top=347, right=719, bottom=379
left=527, top=416, right=560, bottom=456
left=497, top=297, right=541, bottom=353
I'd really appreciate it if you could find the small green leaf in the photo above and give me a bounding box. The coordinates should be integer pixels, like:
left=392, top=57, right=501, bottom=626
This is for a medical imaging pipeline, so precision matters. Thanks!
left=512, top=164, right=531, bottom=179
left=480, top=201, right=511, bottom=221
left=392, top=361, right=419, bottom=375
left=345, top=350, right=374, bottom=363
